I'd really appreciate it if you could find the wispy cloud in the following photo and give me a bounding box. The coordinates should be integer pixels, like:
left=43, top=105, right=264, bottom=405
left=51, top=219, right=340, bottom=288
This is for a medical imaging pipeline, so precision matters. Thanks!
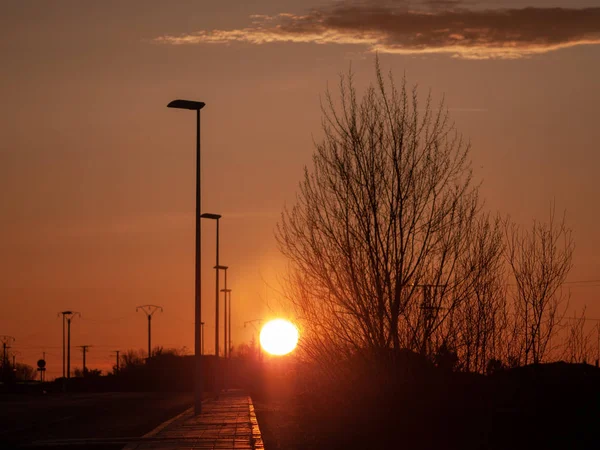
left=155, top=2, right=600, bottom=59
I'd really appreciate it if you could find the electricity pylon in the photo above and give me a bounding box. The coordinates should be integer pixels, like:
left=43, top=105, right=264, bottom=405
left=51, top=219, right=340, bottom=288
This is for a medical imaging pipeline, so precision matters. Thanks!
left=136, top=305, right=163, bottom=359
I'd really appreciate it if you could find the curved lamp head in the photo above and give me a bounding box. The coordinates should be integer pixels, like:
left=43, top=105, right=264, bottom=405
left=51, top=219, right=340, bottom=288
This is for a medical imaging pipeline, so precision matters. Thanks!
left=167, top=99, right=205, bottom=110
left=201, top=213, right=221, bottom=220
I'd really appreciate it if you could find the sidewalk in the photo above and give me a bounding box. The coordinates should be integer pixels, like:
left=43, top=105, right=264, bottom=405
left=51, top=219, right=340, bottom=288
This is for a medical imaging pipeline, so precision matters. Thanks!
left=123, top=389, right=264, bottom=450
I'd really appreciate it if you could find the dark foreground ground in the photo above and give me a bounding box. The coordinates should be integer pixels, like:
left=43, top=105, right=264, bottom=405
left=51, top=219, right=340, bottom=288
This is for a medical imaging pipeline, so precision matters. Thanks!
left=252, top=360, right=600, bottom=450
left=0, top=391, right=192, bottom=449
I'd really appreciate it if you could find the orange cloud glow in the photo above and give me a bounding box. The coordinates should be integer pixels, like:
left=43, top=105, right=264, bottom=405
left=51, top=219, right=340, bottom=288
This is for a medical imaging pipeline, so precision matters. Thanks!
left=155, top=4, right=600, bottom=59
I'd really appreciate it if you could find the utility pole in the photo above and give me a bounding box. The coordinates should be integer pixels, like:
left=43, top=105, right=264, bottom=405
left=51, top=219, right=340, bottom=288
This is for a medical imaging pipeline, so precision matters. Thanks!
left=113, top=350, right=120, bottom=374
left=58, top=311, right=79, bottom=379
left=412, top=284, right=446, bottom=356
left=136, top=305, right=163, bottom=359
left=79, top=345, right=91, bottom=376
left=67, top=312, right=79, bottom=379
left=1, top=336, right=16, bottom=382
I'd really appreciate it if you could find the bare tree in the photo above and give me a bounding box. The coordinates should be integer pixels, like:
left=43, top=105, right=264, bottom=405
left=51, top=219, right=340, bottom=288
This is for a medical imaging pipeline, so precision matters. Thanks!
left=444, top=213, right=509, bottom=373
left=562, top=308, right=595, bottom=364
left=277, top=60, right=500, bottom=367
left=504, top=206, right=574, bottom=365
left=14, top=362, right=36, bottom=381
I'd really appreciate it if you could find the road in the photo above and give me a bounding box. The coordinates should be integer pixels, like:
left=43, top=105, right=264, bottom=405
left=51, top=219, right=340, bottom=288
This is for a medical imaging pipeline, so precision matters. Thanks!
left=0, top=391, right=193, bottom=449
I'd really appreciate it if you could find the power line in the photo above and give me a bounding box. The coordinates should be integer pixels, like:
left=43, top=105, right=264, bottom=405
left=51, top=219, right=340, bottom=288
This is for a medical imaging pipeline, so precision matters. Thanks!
left=563, top=279, right=600, bottom=284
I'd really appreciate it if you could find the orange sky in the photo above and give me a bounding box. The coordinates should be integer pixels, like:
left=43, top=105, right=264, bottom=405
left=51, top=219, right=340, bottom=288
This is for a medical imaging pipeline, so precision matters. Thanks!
left=1, top=0, right=600, bottom=378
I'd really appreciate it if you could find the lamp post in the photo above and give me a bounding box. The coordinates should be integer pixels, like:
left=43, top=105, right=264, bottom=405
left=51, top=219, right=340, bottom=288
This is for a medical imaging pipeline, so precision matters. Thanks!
left=214, top=265, right=228, bottom=357
left=167, top=99, right=205, bottom=415
left=228, top=290, right=232, bottom=357
left=201, top=213, right=222, bottom=359
left=221, top=288, right=232, bottom=357
left=58, top=311, right=79, bottom=380
left=201, top=322, right=205, bottom=356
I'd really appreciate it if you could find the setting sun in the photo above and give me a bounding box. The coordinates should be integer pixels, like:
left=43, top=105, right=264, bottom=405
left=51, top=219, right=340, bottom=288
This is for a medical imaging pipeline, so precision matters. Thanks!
left=259, top=319, right=299, bottom=356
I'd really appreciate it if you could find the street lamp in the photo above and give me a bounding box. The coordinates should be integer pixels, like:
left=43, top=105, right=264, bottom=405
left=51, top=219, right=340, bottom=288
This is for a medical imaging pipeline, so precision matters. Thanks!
left=221, top=288, right=232, bottom=358
left=214, top=264, right=228, bottom=357
left=201, top=213, right=222, bottom=359
left=201, top=322, right=205, bottom=356
left=228, top=290, right=232, bottom=357
left=167, top=99, right=205, bottom=415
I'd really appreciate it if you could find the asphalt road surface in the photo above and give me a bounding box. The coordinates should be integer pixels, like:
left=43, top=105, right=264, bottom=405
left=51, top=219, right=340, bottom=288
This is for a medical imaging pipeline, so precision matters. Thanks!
left=0, top=391, right=193, bottom=449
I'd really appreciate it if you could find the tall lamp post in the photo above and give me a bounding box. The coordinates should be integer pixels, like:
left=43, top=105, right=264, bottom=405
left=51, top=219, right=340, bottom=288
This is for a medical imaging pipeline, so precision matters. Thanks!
left=200, top=213, right=222, bottom=359
left=228, top=290, right=232, bottom=357
left=167, top=99, right=205, bottom=415
left=58, top=311, right=80, bottom=380
left=221, top=288, right=232, bottom=357
left=214, top=265, right=228, bottom=356
left=201, top=322, right=205, bottom=356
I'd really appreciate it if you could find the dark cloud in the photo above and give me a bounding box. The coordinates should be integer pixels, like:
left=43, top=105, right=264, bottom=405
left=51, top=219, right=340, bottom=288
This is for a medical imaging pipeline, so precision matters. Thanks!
left=156, top=2, right=600, bottom=59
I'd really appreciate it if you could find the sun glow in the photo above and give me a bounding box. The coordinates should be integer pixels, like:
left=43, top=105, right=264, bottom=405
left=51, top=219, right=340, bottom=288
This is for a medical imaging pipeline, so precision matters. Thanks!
left=259, top=319, right=299, bottom=356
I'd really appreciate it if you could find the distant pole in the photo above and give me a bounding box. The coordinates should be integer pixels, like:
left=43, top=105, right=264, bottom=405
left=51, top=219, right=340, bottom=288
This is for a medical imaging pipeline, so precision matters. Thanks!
left=67, top=317, right=71, bottom=379
left=1, top=337, right=15, bottom=383
left=221, top=289, right=233, bottom=357
left=214, top=264, right=228, bottom=357
left=200, top=322, right=205, bottom=356
left=58, top=311, right=78, bottom=380
left=67, top=319, right=71, bottom=378
left=228, top=290, right=232, bottom=357
left=201, top=213, right=222, bottom=360
left=114, top=350, right=120, bottom=374
left=224, top=288, right=228, bottom=358
left=62, top=315, right=65, bottom=378
left=413, top=284, right=446, bottom=355
left=79, top=345, right=90, bottom=376
left=136, top=305, right=163, bottom=359
left=221, top=269, right=230, bottom=358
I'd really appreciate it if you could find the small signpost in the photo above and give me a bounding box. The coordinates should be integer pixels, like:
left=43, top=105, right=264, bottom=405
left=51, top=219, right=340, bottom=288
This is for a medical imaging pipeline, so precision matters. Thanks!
left=37, top=359, right=46, bottom=382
